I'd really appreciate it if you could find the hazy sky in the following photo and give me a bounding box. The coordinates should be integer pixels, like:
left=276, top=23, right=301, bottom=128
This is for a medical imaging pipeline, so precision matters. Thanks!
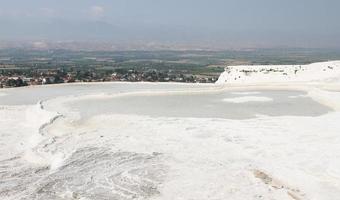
left=0, top=0, right=340, bottom=48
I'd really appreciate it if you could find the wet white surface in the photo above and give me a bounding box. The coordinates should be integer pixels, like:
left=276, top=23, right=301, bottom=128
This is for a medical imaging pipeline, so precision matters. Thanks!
left=69, top=90, right=331, bottom=120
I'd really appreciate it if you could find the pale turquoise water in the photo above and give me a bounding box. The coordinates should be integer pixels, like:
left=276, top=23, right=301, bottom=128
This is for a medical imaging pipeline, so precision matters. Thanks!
left=0, top=83, right=332, bottom=119
left=0, top=83, right=213, bottom=105
left=70, top=90, right=332, bottom=120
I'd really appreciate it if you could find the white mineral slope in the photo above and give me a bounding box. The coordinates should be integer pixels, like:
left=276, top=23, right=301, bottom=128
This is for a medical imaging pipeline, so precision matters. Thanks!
left=216, top=60, right=340, bottom=84
left=27, top=93, right=340, bottom=200
left=13, top=85, right=339, bottom=200
left=0, top=102, right=61, bottom=163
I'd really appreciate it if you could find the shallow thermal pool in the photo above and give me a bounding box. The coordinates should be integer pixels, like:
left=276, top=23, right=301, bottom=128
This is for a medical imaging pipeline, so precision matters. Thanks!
left=69, top=90, right=332, bottom=119
left=0, top=82, right=214, bottom=105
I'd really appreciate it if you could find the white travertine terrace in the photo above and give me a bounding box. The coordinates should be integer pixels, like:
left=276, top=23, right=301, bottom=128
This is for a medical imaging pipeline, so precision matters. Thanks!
left=216, top=61, right=340, bottom=84
left=1, top=61, right=340, bottom=200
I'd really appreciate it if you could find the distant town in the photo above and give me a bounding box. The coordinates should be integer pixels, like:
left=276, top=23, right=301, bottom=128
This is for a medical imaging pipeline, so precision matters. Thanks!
left=0, top=68, right=218, bottom=88
left=2, top=48, right=340, bottom=88
left=0, top=49, right=225, bottom=88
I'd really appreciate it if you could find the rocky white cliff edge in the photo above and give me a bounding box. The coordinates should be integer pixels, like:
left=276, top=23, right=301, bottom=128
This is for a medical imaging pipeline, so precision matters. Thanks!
left=216, top=61, right=340, bottom=84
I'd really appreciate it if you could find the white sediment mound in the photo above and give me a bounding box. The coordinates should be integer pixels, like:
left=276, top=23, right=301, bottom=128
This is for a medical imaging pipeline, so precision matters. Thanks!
left=223, top=96, right=273, bottom=103
left=307, top=88, right=340, bottom=111
left=231, top=91, right=261, bottom=95
left=216, top=61, right=340, bottom=84
left=0, top=102, right=61, bottom=164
